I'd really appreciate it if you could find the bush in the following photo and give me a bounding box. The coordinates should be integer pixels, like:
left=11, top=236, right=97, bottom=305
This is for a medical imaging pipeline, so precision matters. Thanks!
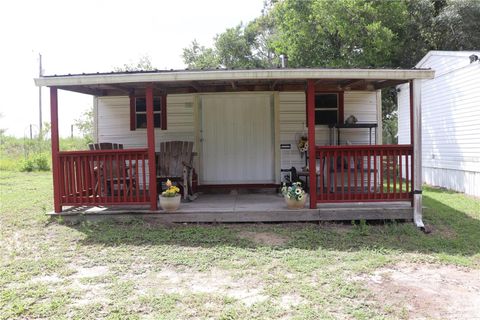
left=20, top=158, right=35, bottom=172
left=34, top=153, right=50, bottom=171
left=19, top=153, right=50, bottom=172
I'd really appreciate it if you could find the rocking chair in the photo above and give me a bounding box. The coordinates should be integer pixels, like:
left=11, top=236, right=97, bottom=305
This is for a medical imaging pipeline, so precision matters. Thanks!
left=156, top=141, right=196, bottom=201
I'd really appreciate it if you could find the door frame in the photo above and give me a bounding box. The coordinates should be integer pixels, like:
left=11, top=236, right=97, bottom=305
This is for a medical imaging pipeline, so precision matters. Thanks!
left=193, top=92, right=281, bottom=186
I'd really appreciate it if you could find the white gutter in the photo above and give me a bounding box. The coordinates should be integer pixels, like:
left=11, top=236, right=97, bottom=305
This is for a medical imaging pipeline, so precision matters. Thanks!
left=34, top=69, right=435, bottom=87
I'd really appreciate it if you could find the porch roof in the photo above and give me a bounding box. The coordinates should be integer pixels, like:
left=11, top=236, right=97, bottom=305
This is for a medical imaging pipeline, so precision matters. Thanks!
left=34, top=68, right=434, bottom=96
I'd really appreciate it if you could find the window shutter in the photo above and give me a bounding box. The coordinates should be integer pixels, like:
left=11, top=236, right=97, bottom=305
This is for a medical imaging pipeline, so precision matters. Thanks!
left=161, top=94, right=167, bottom=130
left=129, top=95, right=136, bottom=131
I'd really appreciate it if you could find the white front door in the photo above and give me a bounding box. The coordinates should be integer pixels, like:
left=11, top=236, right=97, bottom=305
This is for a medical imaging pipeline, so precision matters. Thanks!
left=200, top=93, right=274, bottom=185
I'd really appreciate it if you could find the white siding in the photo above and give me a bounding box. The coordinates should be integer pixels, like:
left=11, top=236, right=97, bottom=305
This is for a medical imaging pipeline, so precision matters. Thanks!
left=98, top=91, right=379, bottom=185
left=96, top=94, right=195, bottom=149
left=397, top=83, right=410, bottom=144
left=279, top=91, right=379, bottom=172
left=397, top=51, right=480, bottom=197
left=342, top=91, right=379, bottom=145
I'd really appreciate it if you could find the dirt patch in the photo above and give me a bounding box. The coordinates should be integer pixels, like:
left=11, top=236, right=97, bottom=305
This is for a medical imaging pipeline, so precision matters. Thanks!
left=237, top=231, right=289, bottom=246
left=70, top=265, right=109, bottom=279
left=353, top=263, right=480, bottom=319
left=137, top=267, right=268, bottom=306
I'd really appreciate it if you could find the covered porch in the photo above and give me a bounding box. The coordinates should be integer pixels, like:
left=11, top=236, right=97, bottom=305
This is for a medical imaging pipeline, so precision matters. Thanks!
left=48, top=193, right=413, bottom=223
left=35, top=68, right=434, bottom=225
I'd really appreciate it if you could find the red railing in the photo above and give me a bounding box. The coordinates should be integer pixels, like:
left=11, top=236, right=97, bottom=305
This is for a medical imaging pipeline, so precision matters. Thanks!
left=57, top=149, right=150, bottom=206
left=315, top=145, right=413, bottom=202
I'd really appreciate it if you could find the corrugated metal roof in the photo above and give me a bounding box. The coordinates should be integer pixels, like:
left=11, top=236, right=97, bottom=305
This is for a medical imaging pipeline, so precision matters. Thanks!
left=42, top=66, right=432, bottom=78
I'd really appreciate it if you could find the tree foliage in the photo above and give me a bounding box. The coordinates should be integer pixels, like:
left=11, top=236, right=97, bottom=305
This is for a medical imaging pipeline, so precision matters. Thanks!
left=74, top=107, right=94, bottom=144
left=183, top=0, right=480, bottom=69
left=182, top=0, right=480, bottom=142
left=114, top=55, right=155, bottom=72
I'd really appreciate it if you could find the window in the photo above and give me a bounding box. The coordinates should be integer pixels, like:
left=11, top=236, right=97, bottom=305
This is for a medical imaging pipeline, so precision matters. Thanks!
left=134, top=97, right=162, bottom=129
left=315, top=93, right=338, bottom=125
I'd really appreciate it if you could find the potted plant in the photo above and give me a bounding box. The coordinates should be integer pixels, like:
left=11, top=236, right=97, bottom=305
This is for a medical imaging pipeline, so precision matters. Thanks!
left=159, top=179, right=181, bottom=212
left=281, top=182, right=308, bottom=209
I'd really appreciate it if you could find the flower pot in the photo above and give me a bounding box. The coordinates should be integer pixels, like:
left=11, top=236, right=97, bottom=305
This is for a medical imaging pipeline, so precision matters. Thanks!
left=159, top=194, right=181, bottom=212
left=284, top=195, right=307, bottom=209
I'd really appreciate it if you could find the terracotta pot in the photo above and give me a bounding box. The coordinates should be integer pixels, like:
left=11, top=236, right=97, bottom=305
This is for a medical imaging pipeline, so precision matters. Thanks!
left=284, top=195, right=307, bottom=209
left=159, top=194, right=181, bottom=212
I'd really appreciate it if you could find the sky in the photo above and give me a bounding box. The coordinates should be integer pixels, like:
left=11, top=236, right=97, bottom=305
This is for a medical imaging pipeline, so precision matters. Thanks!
left=0, top=0, right=265, bottom=137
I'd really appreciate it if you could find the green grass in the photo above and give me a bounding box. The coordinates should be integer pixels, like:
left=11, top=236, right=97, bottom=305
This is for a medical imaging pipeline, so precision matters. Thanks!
left=1, top=170, right=479, bottom=319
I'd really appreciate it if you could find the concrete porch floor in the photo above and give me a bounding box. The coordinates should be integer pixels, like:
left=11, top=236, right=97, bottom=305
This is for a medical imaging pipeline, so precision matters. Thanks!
left=50, top=193, right=414, bottom=223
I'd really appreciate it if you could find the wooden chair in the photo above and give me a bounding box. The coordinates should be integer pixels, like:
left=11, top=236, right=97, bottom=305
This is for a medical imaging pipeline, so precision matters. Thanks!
left=88, top=142, right=124, bottom=150
left=88, top=142, right=134, bottom=197
left=156, top=141, right=196, bottom=200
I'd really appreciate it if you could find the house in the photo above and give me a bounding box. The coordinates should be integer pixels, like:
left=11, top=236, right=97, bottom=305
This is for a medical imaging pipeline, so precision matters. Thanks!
left=35, top=68, right=434, bottom=225
left=398, top=51, right=480, bottom=197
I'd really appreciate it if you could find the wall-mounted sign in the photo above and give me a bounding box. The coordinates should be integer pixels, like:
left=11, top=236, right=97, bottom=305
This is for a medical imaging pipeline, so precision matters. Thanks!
left=280, top=144, right=291, bottom=149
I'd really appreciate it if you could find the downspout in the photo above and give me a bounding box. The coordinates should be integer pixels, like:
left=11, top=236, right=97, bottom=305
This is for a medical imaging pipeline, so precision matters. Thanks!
left=412, top=79, right=426, bottom=231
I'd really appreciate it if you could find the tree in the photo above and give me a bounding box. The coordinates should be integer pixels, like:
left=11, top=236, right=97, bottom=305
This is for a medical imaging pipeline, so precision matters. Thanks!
left=432, top=0, right=480, bottom=50
left=114, top=55, right=155, bottom=72
left=183, top=17, right=278, bottom=69
left=182, top=40, right=220, bottom=69
left=74, top=107, right=94, bottom=143
left=182, top=0, right=480, bottom=141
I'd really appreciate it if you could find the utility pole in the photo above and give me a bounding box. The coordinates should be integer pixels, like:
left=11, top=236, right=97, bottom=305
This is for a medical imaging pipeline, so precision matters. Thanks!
left=38, top=53, right=43, bottom=135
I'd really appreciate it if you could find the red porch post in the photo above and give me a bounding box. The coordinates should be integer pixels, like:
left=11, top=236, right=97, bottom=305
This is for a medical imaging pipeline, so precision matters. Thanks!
left=146, top=86, right=158, bottom=210
left=50, top=87, right=62, bottom=213
left=307, top=80, right=317, bottom=209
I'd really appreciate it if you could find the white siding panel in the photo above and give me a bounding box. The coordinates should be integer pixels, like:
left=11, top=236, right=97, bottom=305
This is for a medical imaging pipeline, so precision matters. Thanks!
left=341, top=91, right=378, bottom=145
left=96, top=94, right=195, bottom=150
left=397, top=83, right=410, bottom=145
left=279, top=91, right=379, bottom=172
left=279, top=92, right=307, bottom=171
left=397, top=52, right=480, bottom=196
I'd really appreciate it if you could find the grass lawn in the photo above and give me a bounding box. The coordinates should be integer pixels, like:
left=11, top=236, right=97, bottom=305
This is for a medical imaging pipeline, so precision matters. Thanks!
left=1, top=170, right=479, bottom=319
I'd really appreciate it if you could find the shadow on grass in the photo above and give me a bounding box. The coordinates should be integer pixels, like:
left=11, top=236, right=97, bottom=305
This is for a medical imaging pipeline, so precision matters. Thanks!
left=65, top=189, right=480, bottom=259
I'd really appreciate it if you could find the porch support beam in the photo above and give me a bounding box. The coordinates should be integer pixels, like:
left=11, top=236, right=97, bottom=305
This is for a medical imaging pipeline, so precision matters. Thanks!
left=412, top=79, right=424, bottom=229
left=50, top=87, right=62, bottom=213
left=307, top=80, right=317, bottom=209
left=146, top=85, right=158, bottom=210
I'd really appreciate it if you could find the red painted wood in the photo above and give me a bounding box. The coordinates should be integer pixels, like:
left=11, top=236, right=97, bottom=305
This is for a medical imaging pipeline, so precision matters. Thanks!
left=146, top=86, right=158, bottom=210
left=50, top=87, right=62, bottom=212
left=345, top=150, right=352, bottom=199
left=367, top=150, right=371, bottom=199
left=393, top=150, right=397, bottom=198
left=57, top=149, right=150, bottom=207
left=307, top=80, right=317, bottom=208
left=161, top=94, right=167, bottom=130
left=319, top=150, right=324, bottom=199
left=313, top=145, right=413, bottom=203
left=405, top=152, right=409, bottom=197
left=373, top=149, right=377, bottom=197
left=399, top=151, right=403, bottom=198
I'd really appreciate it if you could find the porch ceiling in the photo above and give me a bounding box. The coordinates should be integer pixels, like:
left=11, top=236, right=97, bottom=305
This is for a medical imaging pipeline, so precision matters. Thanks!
left=34, top=68, right=434, bottom=96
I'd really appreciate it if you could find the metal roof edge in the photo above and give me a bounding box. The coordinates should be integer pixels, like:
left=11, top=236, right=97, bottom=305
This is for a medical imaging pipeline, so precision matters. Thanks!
left=34, top=68, right=435, bottom=87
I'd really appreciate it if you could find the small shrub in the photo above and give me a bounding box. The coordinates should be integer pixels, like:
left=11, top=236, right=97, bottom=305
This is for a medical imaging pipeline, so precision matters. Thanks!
left=19, top=153, right=50, bottom=172
left=34, top=153, right=50, bottom=171
left=20, top=158, right=35, bottom=172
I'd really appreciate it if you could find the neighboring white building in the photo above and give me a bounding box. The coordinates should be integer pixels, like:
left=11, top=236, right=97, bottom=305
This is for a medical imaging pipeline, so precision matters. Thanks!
left=398, top=51, right=480, bottom=197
